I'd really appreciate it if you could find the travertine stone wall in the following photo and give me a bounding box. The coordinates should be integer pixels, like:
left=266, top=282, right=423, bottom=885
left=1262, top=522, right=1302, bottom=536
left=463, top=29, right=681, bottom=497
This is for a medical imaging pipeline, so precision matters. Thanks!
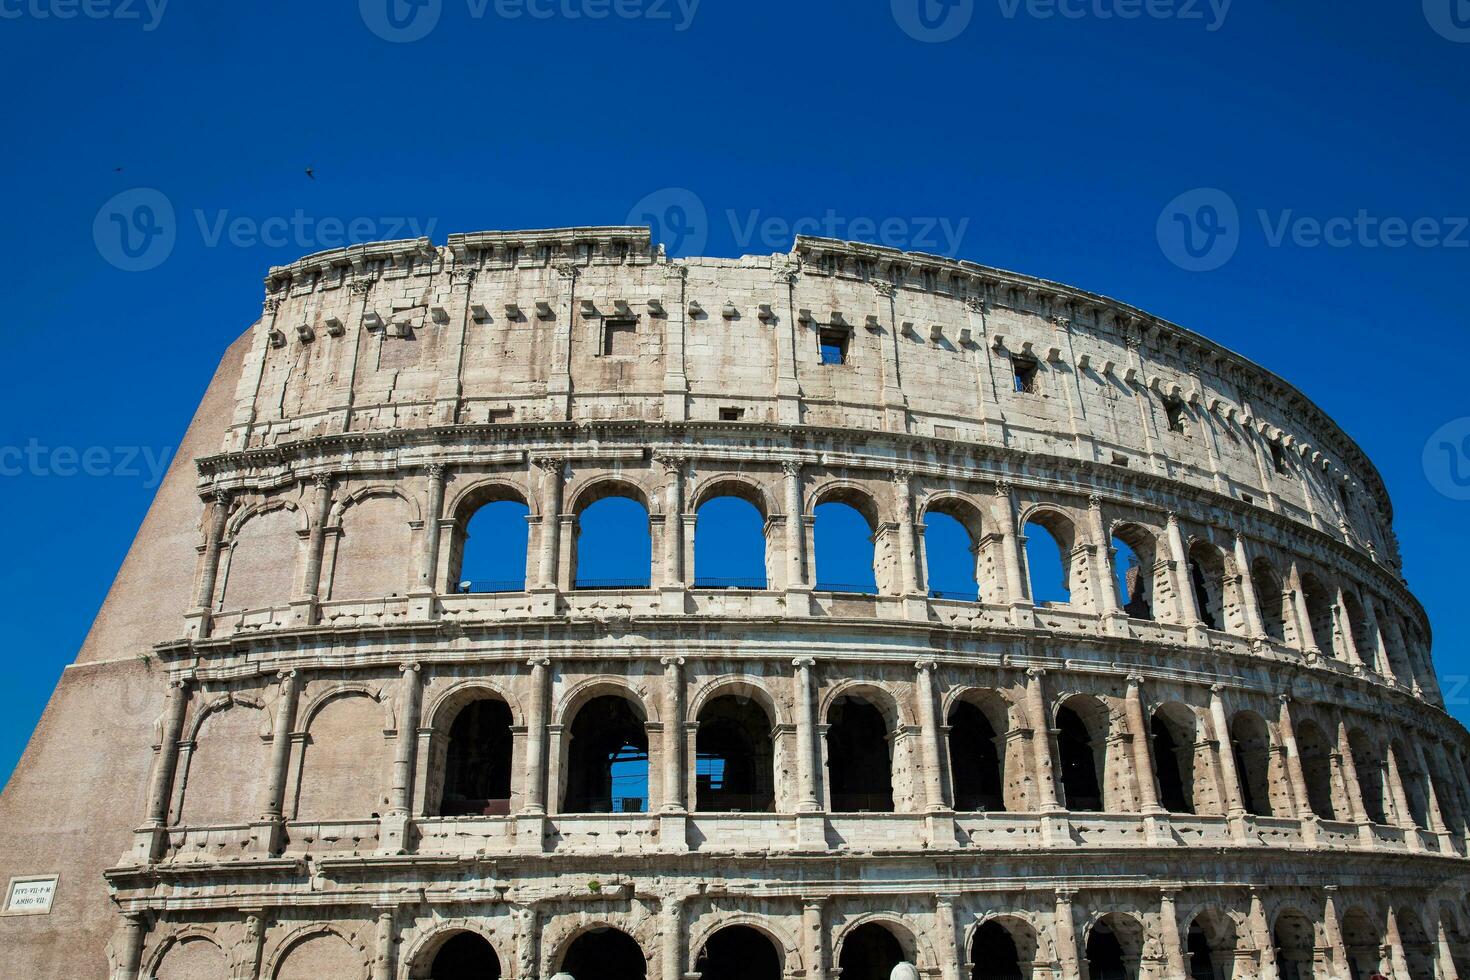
left=0, top=227, right=1464, bottom=980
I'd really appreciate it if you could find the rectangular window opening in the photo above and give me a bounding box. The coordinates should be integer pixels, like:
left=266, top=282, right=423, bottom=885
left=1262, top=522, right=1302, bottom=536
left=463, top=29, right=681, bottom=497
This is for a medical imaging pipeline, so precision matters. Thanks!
left=1012, top=356, right=1040, bottom=394
left=1164, top=396, right=1188, bottom=433
left=602, top=317, right=638, bottom=356
left=819, top=327, right=849, bottom=365
left=719, top=407, right=745, bottom=421
left=1271, top=443, right=1290, bottom=476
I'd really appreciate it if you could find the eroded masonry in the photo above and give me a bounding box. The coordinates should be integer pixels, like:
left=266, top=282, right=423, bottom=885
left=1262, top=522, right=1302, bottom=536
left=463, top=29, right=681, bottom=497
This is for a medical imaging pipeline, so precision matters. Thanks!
left=1, top=227, right=1466, bottom=979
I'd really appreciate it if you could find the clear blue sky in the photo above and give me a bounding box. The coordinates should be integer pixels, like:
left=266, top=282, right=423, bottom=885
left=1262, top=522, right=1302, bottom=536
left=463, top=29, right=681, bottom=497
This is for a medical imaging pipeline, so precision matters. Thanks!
left=2, top=0, right=1468, bottom=782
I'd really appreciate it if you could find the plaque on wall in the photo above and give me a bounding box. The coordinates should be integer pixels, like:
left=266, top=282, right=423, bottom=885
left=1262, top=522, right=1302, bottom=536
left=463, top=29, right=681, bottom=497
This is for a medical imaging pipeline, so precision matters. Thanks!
left=4, top=875, right=59, bottom=915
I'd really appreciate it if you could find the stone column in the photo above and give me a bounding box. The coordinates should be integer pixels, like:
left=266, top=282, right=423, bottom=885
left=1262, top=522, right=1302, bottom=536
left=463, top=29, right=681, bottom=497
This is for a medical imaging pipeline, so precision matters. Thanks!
left=1208, top=686, right=1247, bottom=819
left=144, top=679, right=190, bottom=828
left=1288, top=562, right=1320, bottom=656
left=1385, top=906, right=1412, bottom=979
left=1335, top=720, right=1371, bottom=827
left=916, top=661, right=949, bottom=812
left=994, top=483, right=1030, bottom=619
left=1249, top=889, right=1280, bottom=980
left=257, top=669, right=300, bottom=853
left=934, top=894, right=963, bottom=980
left=298, top=475, right=333, bottom=603
left=1025, top=669, right=1062, bottom=812
left=417, top=464, right=446, bottom=591
left=661, top=895, right=684, bottom=980
left=894, top=471, right=921, bottom=596
left=535, top=458, right=564, bottom=590
left=1124, top=675, right=1164, bottom=814
left=1415, top=740, right=1450, bottom=838
left=783, top=461, right=807, bottom=590
left=1384, top=744, right=1417, bottom=833
left=794, top=657, right=821, bottom=814
left=194, top=492, right=230, bottom=611
left=1158, top=889, right=1187, bottom=980
left=658, top=455, right=685, bottom=591
left=1165, top=512, right=1201, bottom=630
left=1088, top=494, right=1121, bottom=619
left=1275, top=695, right=1312, bottom=821
left=1436, top=908, right=1462, bottom=980
left=372, top=909, right=396, bottom=980
left=1233, top=533, right=1266, bottom=641
left=803, top=899, right=828, bottom=980
left=1053, top=889, right=1081, bottom=979
left=390, top=663, right=422, bottom=815
left=661, top=657, right=686, bottom=813
left=1333, top=586, right=1363, bottom=668
left=523, top=658, right=550, bottom=815
left=113, top=912, right=147, bottom=980
left=1321, top=886, right=1349, bottom=980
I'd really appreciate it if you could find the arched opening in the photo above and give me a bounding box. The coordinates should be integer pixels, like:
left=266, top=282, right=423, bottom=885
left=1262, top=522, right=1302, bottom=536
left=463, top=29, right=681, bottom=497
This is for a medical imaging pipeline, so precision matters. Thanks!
left=1229, top=711, right=1275, bottom=818
left=1340, top=908, right=1383, bottom=980
left=694, top=925, right=781, bottom=980
left=838, top=923, right=908, bottom=980
left=573, top=490, right=651, bottom=590
left=1251, top=559, right=1287, bottom=643
left=1348, top=729, right=1389, bottom=825
left=1150, top=704, right=1198, bottom=815
left=1187, top=542, right=1227, bottom=631
left=1185, top=910, right=1238, bottom=980
left=1022, top=514, right=1073, bottom=606
left=1341, top=590, right=1377, bottom=670
left=826, top=695, right=894, bottom=812
left=451, top=493, right=530, bottom=594
left=1294, top=719, right=1337, bottom=821
left=924, top=505, right=981, bottom=601
left=1111, top=525, right=1158, bottom=621
left=1085, top=914, right=1141, bottom=980
left=274, top=932, right=363, bottom=980
left=1271, top=910, right=1316, bottom=980
left=1397, top=910, right=1436, bottom=979
left=1056, top=696, right=1107, bottom=812
left=1392, top=741, right=1431, bottom=829
left=969, top=920, right=1023, bottom=980
left=1300, top=572, right=1337, bottom=659
left=814, top=494, right=879, bottom=595
left=429, top=932, right=502, bottom=980
left=560, top=927, right=646, bottom=979
left=947, top=697, right=1006, bottom=812
left=695, top=695, right=775, bottom=812
left=439, top=698, right=514, bottom=816
left=152, top=936, right=229, bottom=980
left=562, top=695, right=649, bottom=814
left=694, top=493, right=768, bottom=590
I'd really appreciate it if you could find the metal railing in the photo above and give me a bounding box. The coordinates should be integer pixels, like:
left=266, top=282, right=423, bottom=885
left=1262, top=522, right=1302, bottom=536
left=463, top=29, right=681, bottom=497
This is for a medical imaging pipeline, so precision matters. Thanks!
left=815, top=582, right=878, bottom=595
left=929, top=587, right=979, bottom=601
left=692, top=577, right=767, bottom=590
left=573, top=579, right=651, bottom=590
left=456, top=580, right=525, bottom=594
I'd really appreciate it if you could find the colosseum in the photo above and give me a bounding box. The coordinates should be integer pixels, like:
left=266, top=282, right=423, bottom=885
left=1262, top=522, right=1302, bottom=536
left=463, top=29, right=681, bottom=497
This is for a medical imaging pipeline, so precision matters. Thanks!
left=0, top=226, right=1466, bottom=980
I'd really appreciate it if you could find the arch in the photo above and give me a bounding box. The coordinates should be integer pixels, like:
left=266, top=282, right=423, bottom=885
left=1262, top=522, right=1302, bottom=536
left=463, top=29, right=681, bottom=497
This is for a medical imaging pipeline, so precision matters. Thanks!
left=294, top=690, right=386, bottom=821
left=1111, top=522, right=1161, bottom=621
left=424, top=679, right=526, bottom=732
left=947, top=691, right=1010, bottom=813
left=401, top=921, right=513, bottom=980
left=220, top=501, right=304, bottom=611
left=269, top=927, right=367, bottom=980
left=147, top=931, right=229, bottom=980
left=557, top=925, right=647, bottom=979
left=329, top=489, right=414, bottom=600
left=1299, top=571, right=1337, bottom=659
left=695, top=693, right=775, bottom=812
left=417, top=930, right=504, bottom=980
left=1250, top=559, right=1288, bottom=643
left=1229, top=710, right=1275, bottom=818
left=1294, top=718, right=1337, bottom=820
left=968, top=917, right=1035, bottom=980
left=826, top=692, right=896, bottom=812
left=1184, top=909, right=1239, bottom=980
left=1186, top=540, right=1230, bottom=632
left=1150, top=702, right=1202, bottom=815
left=444, top=475, right=537, bottom=524
left=572, top=481, right=652, bottom=589
left=1390, top=739, right=1431, bottom=829
left=688, top=676, right=785, bottom=729
left=1084, top=912, right=1144, bottom=980
left=567, top=474, right=655, bottom=514
left=1340, top=906, right=1384, bottom=980
left=450, top=483, right=532, bottom=593
left=922, top=494, right=986, bottom=602
left=1397, top=908, right=1437, bottom=980
left=1347, top=727, right=1390, bottom=825
left=812, top=483, right=881, bottom=595
left=555, top=676, right=657, bottom=729
left=687, top=914, right=799, bottom=977
left=689, top=474, right=775, bottom=518
left=1340, top=590, right=1377, bottom=670
left=1056, top=694, right=1109, bottom=813
left=1021, top=509, right=1076, bottom=606
left=834, top=920, right=915, bottom=980
left=693, top=924, right=783, bottom=980
left=1270, top=908, right=1317, bottom=980
left=561, top=694, right=650, bottom=813
left=436, top=696, right=514, bottom=817
left=178, top=697, right=268, bottom=826
left=694, top=493, right=769, bottom=589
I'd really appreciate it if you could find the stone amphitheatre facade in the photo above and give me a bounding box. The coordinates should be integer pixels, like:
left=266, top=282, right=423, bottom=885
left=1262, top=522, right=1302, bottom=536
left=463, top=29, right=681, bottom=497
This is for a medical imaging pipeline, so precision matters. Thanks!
left=1, top=226, right=1467, bottom=980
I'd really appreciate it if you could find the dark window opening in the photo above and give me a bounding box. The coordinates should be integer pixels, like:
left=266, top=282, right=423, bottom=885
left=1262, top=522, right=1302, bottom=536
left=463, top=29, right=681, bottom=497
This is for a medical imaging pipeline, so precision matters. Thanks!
left=440, top=699, right=514, bottom=816
left=602, top=317, right=638, bottom=356
left=563, top=696, right=649, bottom=813
left=1164, top=396, right=1188, bottom=433
left=819, top=327, right=850, bottom=365
left=948, top=702, right=1004, bottom=812
left=1189, top=558, right=1220, bottom=630
left=970, top=922, right=1022, bottom=980
left=695, top=926, right=782, bottom=980
left=561, top=928, right=646, bottom=980
left=1186, top=925, right=1219, bottom=980
left=1150, top=714, right=1193, bottom=814
left=695, top=696, right=774, bottom=813
left=1012, top=356, right=1040, bottom=394
left=1085, top=923, right=1131, bottom=980
left=826, top=696, right=893, bottom=812
left=719, top=406, right=745, bottom=421
left=1057, top=705, right=1102, bottom=812
left=430, top=932, right=503, bottom=980
left=1231, top=714, right=1274, bottom=818
left=838, top=924, right=906, bottom=980
left=1271, top=443, right=1290, bottom=475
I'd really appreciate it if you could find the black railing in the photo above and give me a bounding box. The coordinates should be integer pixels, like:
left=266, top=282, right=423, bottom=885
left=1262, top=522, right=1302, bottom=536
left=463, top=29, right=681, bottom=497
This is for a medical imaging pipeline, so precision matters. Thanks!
left=692, top=577, right=767, bottom=590
left=573, top=578, right=651, bottom=590
left=815, top=582, right=878, bottom=595
left=456, top=580, right=525, bottom=594
left=929, top=587, right=979, bottom=601
left=566, top=797, right=647, bottom=813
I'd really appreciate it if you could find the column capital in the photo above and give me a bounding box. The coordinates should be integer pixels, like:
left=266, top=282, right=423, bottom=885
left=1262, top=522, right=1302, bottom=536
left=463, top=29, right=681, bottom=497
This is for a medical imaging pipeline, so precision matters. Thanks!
left=781, top=460, right=802, bottom=478
left=1054, top=887, right=1078, bottom=903
left=1126, top=673, right=1145, bottom=689
left=533, top=455, right=565, bottom=474
left=1209, top=682, right=1226, bottom=695
left=994, top=480, right=1014, bottom=496
left=527, top=657, right=552, bottom=669
left=915, top=659, right=938, bottom=673
left=425, top=462, right=446, bottom=479
left=399, top=661, right=421, bottom=674
left=653, top=452, right=686, bottom=475
left=891, top=468, right=914, bottom=490
left=792, top=656, right=817, bottom=670
left=1278, top=692, right=1294, bottom=705
left=311, top=473, right=332, bottom=490
left=1087, top=492, right=1103, bottom=507
left=661, top=656, right=686, bottom=669
left=1026, top=666, right=1047, bottom=680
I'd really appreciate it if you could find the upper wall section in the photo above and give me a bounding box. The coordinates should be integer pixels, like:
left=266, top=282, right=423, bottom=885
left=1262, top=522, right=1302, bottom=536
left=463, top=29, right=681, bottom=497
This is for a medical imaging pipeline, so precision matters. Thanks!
left=225, top=227, right=1398, bottom=569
